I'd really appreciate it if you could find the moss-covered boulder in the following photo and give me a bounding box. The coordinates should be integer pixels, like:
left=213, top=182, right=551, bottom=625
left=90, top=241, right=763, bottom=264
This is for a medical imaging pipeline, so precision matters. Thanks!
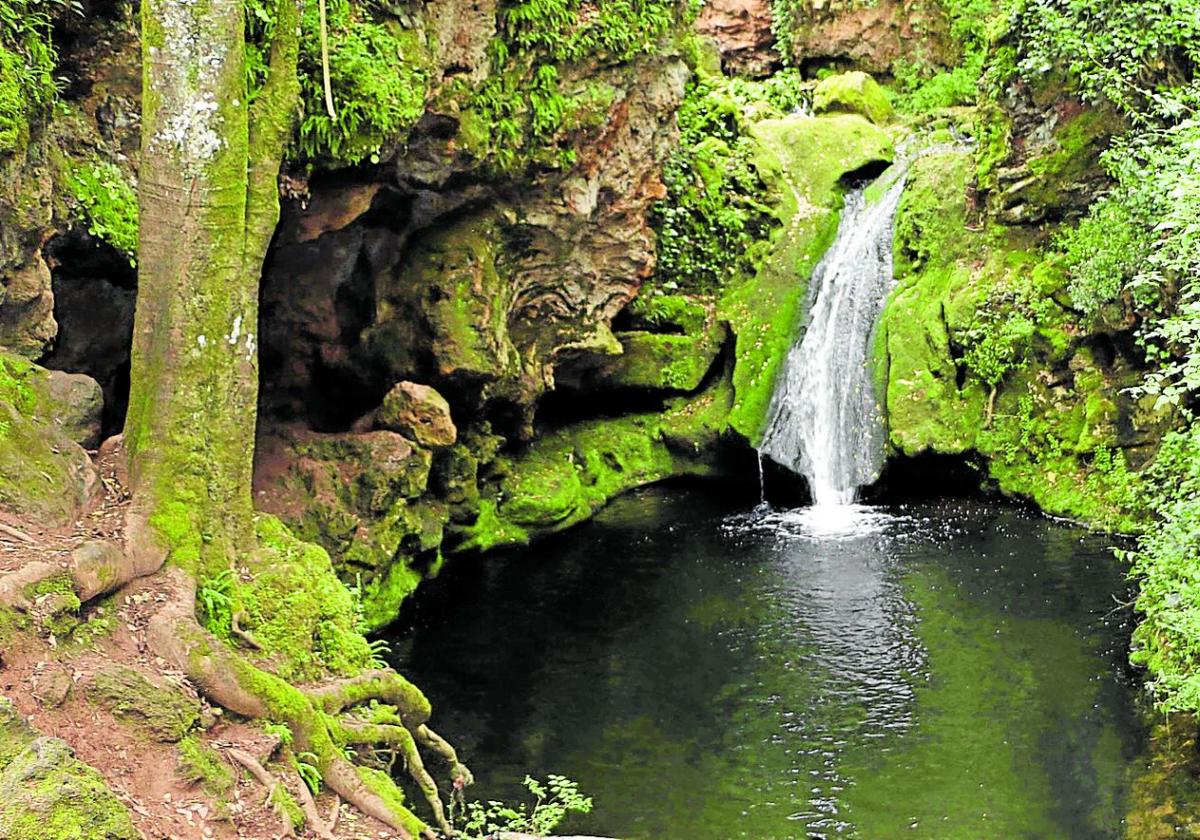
left=84, top=666, right=200, bottom=742
left=813, top=72, right=893, bottom=125
left=454, top=372, right=734, bottom=553
left=720, top=112, right=894, bottom=443
left=254, top=428, right=448, bottom=630
left=0, top=352, right=97, bottom=524
left=0, top=698, right=139, bottom=839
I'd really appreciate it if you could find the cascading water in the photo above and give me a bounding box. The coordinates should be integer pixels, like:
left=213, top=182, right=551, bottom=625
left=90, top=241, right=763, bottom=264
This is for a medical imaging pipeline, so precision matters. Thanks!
left=758, top=168, right=909, bottom=506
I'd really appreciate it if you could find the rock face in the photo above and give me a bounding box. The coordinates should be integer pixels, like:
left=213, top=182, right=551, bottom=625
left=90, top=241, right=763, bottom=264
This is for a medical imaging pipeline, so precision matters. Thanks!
left=977, top=81, right=1123, bottom=224
left=259, top=51, right=690, bottom=438
left=778, top=0, right=953, bottom=74
left=878, top=149, right=1162, bottom=530
left=694, top=0, right=779, bottom=77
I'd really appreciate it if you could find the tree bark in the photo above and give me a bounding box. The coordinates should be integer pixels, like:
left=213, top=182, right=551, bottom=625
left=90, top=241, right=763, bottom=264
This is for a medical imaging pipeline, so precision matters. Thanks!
left=125, top=0, right=298, bottom=577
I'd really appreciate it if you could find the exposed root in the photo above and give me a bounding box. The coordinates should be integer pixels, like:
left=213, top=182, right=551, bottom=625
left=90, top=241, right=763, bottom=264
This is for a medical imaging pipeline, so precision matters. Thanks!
left=0, top=508, right=168, bottom=612
left=228, top=747, right=300, bottom=836
left=288, top=753, right=337, bottom=840
left=0, top=522, right=35, bottom=544
left=985, top=386, right=998, bottom=429
left=231, top=609, right=263, bottom=649
left=146, top=567, right=453, bottom=840
left=336, top=718, right=451, bottom=835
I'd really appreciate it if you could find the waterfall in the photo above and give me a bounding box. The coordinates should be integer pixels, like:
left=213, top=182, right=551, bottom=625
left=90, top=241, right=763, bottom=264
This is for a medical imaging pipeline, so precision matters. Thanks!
left=758, top=171, right=908, bottom=507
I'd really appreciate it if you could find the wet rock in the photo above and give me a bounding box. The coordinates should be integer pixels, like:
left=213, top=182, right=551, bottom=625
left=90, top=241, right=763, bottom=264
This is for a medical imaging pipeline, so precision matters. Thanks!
left=694, top=0, right=778, bottom=77
left=813, top=72, right=893, bottom=125
left=84, top=666, right=200, bottom=742
left=373, top=381, right=457, bottom=447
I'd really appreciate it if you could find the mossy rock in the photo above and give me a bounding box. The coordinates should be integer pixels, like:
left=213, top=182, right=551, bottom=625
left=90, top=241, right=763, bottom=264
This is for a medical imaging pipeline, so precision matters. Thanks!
left=813, top=72, right=894, bottom=126
left=454, top=376, right=732, bottom=553
left=0, top=698, right=138, bottom=839
left=0, top=352, right=97, bottom=525
left=85, top=666, right=200, bottom=742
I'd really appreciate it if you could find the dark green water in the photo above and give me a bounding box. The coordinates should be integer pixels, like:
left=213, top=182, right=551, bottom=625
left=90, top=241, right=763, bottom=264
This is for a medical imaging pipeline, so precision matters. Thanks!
left=392, top=489, right=1150, bottom=839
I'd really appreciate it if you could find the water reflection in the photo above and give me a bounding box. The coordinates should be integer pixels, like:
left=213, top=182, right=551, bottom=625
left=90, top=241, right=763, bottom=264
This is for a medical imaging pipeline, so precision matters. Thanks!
left=392, top=490, right=1145, bottom=839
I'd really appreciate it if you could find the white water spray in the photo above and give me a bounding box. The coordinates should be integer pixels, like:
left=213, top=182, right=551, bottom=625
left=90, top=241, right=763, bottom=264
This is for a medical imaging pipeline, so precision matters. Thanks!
left=758, top=171, right=908, bottom=506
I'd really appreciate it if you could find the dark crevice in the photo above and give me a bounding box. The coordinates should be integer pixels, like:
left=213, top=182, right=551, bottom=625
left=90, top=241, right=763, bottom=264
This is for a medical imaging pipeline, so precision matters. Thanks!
left=41, top=229, right=137, bottom=437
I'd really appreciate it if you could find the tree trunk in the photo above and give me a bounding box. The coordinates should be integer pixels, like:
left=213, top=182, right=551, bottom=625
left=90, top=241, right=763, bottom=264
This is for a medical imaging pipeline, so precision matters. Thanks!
left=125, top=0, right=297, bottom=576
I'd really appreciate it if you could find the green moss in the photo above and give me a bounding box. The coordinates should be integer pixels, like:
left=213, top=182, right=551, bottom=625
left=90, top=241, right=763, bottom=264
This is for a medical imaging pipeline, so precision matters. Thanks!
left=229, top=514, right=376, bottom=682
left=880, top=148, right=1145, bottom=530
left=592, top=328, right=724, bottom=393
left=85, top=666, right=200, bottom=742
left=454, top=377, right=731, bottom=553
left=0, top=0, right=59, bottom=156
left=0, top=353, right=95, bottom=525
left=61, top=158, right=138, bottom=262
left=720, top=113, right=895, bottom=443
left=177, top=735, right=235, bottom=800
left=813, top=72, right=894, bottom=125
left=0, top=699, right=138, bottom=840
left=357, top=765, right=426, bottom=837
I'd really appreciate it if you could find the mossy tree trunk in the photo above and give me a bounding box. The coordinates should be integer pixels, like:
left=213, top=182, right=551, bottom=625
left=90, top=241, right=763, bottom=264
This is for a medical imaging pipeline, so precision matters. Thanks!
left=124, top=0, right=299, bottom=576
left=107, top=3, right=467, bottom=835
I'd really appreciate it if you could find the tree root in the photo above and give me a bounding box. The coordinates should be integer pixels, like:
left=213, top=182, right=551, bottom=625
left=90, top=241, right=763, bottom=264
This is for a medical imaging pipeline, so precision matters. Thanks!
left=231, top=609, right=262, bottom=649
left=0, top=510, right=468, bottom=837
left=228, top=747, right=301, bottom=837
left=147, top=567, right=457, bottom=840
left=0, top=528, right=165, bottom=612
left=288, top=752, right=337, bottom=840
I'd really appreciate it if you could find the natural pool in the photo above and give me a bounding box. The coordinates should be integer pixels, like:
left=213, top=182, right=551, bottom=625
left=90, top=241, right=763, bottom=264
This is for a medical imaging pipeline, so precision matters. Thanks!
left=392, top=487, right=1153, bottom=839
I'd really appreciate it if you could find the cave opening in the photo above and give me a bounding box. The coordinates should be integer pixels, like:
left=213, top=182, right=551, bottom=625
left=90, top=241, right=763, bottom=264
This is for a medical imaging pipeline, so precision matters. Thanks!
left=41, top=229, right=137, bottom=438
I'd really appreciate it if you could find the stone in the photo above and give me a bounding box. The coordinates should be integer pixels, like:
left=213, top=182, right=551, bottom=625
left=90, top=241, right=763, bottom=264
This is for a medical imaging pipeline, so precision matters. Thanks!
left=781, top=0, right=953, bottom=74
left=813, top=72, right=893, bottom=125
left=84, top=666, right=200, bottom=742
left=0, top=254, right=56, bottom=359
left=0, top=698, right=138, bottom=839
left=0, top=353, right=99, bottom=526
left=43, top=370, right=103, bottom=449
left=29, top=661, right=73, bottom=708
left=374, top=381, right=457, bottom=448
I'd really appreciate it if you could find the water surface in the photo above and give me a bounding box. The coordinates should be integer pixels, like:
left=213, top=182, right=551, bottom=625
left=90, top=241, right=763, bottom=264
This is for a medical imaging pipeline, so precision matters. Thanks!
left=393, top=489, right=1147, bottom=839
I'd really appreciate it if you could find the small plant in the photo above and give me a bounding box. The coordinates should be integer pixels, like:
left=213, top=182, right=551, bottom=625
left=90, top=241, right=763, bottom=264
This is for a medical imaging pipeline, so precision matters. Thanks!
left=455, top=774, right=593, bottom=838
left=196, top=569, right=235, bottom=635
left=296, top=751, right=323, bottom=794
left=264, top=721, right=294, bottom=748
left=367, top=637, right=392, bottom=669
left=63, top=159, right=139, bottom=262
